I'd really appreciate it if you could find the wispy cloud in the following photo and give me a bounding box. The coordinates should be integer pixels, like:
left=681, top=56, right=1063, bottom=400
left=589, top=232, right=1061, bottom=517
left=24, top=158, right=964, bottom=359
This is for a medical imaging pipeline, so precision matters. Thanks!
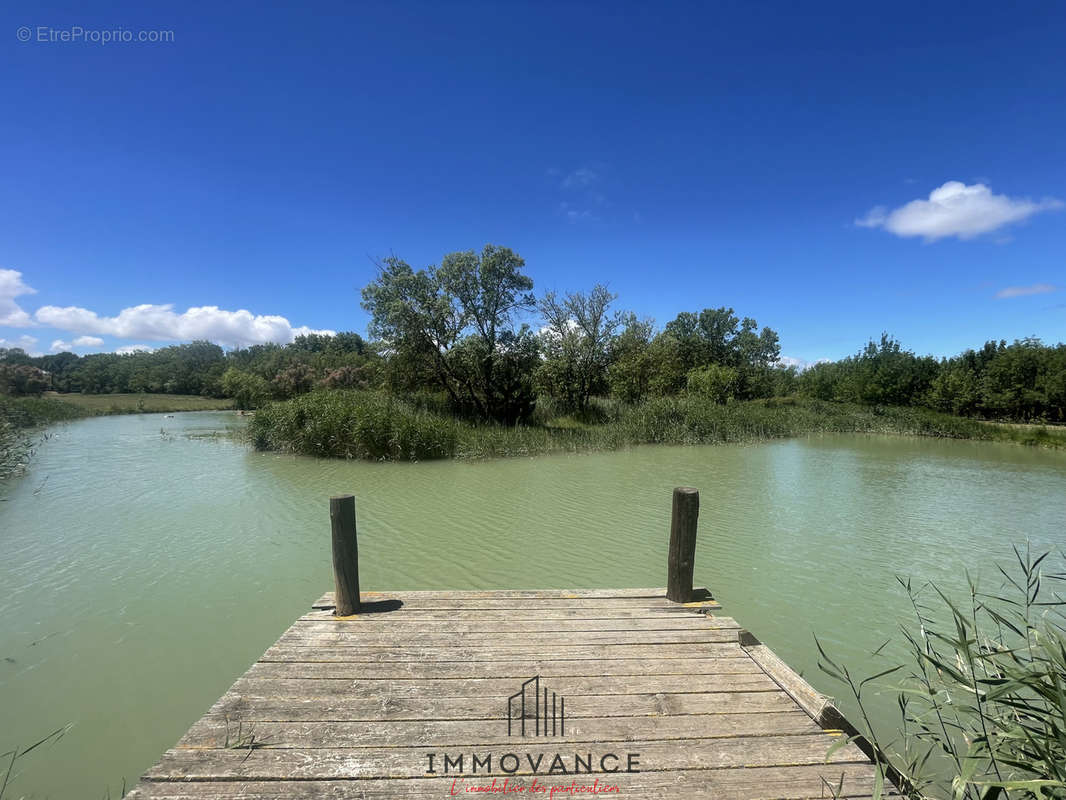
left=995, top=283, right=1058, bottom=299
left=856, top=181, right=1063, bottom=241
left=561, top=166, right=598, bottom=190
left=116, top=344, right=155, bottom=354
left=0, top=268, right=36, bottom=327
left=558, top=202, right=596, bottom=224
left=551, top=165, right=609, bottom=224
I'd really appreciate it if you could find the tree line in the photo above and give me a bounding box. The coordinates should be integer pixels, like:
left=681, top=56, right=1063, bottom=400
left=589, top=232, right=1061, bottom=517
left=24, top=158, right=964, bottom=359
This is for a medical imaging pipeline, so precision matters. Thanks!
left=2, top=244, right=1064, bottom=423
left=0, top=333, right=378, bottom=408
left=798, top=334, right=1066, bottom=422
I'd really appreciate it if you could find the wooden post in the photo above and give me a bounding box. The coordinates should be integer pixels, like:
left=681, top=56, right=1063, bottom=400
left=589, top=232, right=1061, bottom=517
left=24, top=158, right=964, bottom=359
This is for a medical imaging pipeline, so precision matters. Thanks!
left=330, top=494, right=360, bottom=615
left=667, top=486, right=699, bottom=603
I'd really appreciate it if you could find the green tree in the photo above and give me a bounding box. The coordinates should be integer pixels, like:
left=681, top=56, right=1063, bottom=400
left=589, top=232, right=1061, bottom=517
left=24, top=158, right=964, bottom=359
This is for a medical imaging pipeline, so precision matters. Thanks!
left=221, top=368, right=272, bottom=410
left=980, top=337, right=1052, bottom=420
left=646, top=333, right=689, bottom=396
left=606, top=314, right=656, bottom=402
left=538, top=284, right=620, bottom=412
left=686, top=363, right=739, bottom=403
left=272, top=362, right=317, bottom=399
left=663, top=307, right=781, bottom=394
left=0, top=364, right=50, bottom=396
left=361, top=244, right=538, bottom=423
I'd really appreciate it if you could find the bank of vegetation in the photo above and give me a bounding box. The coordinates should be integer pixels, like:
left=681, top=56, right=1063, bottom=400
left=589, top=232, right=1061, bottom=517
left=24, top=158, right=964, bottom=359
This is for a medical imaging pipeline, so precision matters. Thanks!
left=248, top=391, right=1066, bottom=461
left=3, top=244, right=1066, bottom=463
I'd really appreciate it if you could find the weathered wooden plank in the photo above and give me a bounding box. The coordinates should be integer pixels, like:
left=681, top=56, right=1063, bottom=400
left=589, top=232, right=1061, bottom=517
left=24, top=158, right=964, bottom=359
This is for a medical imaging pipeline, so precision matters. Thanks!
left=177, top=711, right=824, bottom=749
left=745, top=639, right=908, bottom=792
left=277, top=628, right=739, bottom=649
left=127, top=586, right=888, bottom=799
left=229, top=672, right=781, bottom=700
left=311, top=597, right=721, bottom=611
left=312, top=587, right=713, bottom=607
left=204, top=688, right=798, bottom=722
left=261, top=641, right=742, bottom=663
left=258, top=649, right=749, bottom=671
left=147, top=732, right=866, bottom=781
left=245, top=657, right=765, bottom=681
left=300, top=607, right=723, bottom=621
left=744, top=641, right=833, bottom=722
left=129, top=763, right=880, bottom=800
left=291, top=614, right=742, bottom=632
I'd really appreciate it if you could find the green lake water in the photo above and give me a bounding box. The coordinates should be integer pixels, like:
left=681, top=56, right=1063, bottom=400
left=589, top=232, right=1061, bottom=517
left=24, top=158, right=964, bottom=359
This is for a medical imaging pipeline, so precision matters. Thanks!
left=1, top=411, right=1064, bottom=797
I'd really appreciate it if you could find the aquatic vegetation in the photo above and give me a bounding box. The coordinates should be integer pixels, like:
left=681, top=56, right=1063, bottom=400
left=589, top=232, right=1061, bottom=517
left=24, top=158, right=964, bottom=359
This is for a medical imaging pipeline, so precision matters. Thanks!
left=249, top=390, right=459, bottom=460
left=248, top=392, right=1066, bottom=462
left=819, top=547, right=1066, bottom=799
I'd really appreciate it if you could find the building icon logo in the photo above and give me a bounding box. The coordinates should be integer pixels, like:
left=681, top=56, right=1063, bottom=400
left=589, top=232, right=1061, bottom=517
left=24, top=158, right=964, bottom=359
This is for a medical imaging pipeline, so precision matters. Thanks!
left=507, top=676, right=564, bottom=736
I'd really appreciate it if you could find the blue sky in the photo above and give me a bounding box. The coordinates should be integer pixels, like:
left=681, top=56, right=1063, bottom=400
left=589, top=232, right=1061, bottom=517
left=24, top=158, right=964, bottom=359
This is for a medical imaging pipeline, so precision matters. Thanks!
left=1, top=1, right=1063, bottom=365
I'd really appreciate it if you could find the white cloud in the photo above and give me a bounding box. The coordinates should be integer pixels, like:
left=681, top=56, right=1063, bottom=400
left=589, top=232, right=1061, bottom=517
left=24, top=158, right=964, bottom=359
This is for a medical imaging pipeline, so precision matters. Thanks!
left=50, top=335, right=105, bottom=353
left=562, top=166, right=598, bottom=190
left=35, top=303, right=335, bottom=349
left=777, top=355, right=830, bottom=371
left=291, top=325, right=334, bottom=338
left=856, top=181, right=1063, bottom=241
left=558, top=202, right=595, bottom=224
left=0, top=334, right=40, bottom=355
left=115, top=344, right=155, bottom=354
left=553, top=165, right=609, bottom=223
left=995, top=283, right=1058, bottom=299
left=0, top=269, right=36, bottom=327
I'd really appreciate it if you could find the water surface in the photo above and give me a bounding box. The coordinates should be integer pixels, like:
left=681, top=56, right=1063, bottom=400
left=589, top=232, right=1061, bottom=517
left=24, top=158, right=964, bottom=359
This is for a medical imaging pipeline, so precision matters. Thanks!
left=1, top=412, right=1064, bottom=797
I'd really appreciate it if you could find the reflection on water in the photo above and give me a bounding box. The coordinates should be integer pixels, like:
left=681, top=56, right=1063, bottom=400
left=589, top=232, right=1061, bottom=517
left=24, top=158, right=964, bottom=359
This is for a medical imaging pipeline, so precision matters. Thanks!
left=1, top=412, right=1064, bottom=797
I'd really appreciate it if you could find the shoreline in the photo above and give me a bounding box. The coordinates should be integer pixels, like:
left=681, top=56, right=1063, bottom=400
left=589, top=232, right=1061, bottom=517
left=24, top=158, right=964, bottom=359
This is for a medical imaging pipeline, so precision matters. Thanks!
left=6, top=393, right=1064, bottom=484
left=247, top=392, right=1066, bottom=463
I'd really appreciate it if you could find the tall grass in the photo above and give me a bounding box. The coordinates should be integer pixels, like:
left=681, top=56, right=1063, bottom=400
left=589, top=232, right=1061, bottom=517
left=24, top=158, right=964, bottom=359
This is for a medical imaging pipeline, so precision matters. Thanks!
left=818, top=547, right=1066, bottom=799
left=0, top=396, right=89, bottom=482
left=46, top=392, right=232, bottom=414
left=0, top=395, right=89, bottom=428
left=0, top=725, right=74, bottom=800
left=249, top=390, right=460, bottom=460
left=249, top=392, right=1066, bottom=462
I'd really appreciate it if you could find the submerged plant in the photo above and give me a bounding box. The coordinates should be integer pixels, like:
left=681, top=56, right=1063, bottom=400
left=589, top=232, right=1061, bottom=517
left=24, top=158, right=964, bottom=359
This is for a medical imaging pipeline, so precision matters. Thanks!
left=818, top=546, right=1066, bottom=799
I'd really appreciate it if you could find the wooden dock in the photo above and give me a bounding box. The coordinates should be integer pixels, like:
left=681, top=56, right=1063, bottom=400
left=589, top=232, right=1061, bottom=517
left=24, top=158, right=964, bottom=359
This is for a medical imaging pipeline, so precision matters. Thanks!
left=127, top=491, right=890, bottom=799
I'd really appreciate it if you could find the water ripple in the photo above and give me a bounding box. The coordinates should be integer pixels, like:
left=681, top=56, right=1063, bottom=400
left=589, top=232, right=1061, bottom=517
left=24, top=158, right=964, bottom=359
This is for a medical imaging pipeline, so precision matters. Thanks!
left=0, top=416, right=1064, bottom=798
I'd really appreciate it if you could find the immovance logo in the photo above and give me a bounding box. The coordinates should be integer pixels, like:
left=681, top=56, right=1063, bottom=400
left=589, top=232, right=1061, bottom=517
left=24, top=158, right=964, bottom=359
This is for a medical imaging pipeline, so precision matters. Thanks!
left=424, top=676, right=641, bottom=788
left=508, top=676, right=564, bottom=736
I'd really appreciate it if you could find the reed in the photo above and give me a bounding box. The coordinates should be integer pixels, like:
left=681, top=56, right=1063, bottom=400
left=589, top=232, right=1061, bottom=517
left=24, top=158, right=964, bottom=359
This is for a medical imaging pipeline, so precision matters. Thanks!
left=0, top=396, right=87, bottom=482
left=248, top=392, right=1066, bottom=462
left=818, top=546, right=1066, bottom=799
left=0, top=725, right=73, bottom=800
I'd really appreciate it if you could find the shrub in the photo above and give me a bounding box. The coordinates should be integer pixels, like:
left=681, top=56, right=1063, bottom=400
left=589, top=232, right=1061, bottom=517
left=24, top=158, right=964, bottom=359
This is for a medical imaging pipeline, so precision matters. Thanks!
left=0, top=363, right=50, bottom=396
left=249, top=391, right=458, bottom=461
left=686, top=364, right=739, bottom=404
left=221, top=368, right=272, bottom=410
